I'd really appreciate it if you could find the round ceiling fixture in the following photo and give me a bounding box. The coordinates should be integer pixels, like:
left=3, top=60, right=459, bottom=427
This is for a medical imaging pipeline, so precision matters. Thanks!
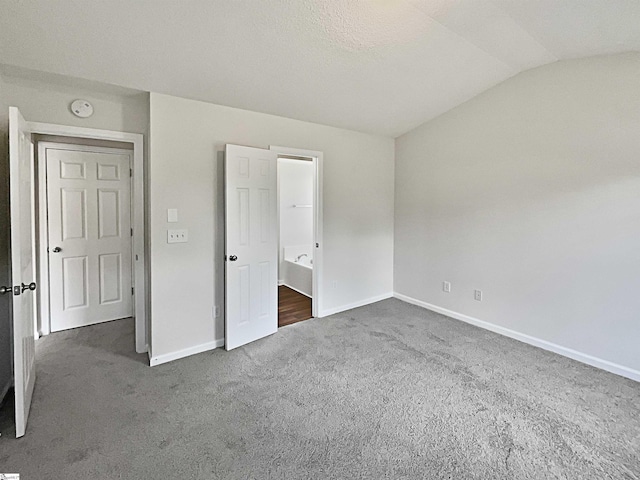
left=70, top=99, right=94, bottom=118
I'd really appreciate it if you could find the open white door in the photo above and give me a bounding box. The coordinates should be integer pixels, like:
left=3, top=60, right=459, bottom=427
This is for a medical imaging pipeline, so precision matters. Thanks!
left=225, top=145, right=278, bottom=350
left=8, top=107, right=37, bottom=437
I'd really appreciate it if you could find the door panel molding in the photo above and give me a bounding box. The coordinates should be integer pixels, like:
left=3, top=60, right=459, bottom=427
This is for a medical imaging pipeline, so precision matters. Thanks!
left=225, top=144, right=278, bottom=350
left=9, top=106, right=37, bottom=437
left=44, top=144, right=133, bottom=332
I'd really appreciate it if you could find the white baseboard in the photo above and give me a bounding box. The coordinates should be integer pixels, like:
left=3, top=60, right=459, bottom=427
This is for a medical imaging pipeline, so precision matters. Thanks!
left=394, top=292, right=640, bottom=383
left=319, top=292, right=394, bottom=318
left=282, top=282, right=312, bottom=298
left=149, top=339, right=224, bottom=367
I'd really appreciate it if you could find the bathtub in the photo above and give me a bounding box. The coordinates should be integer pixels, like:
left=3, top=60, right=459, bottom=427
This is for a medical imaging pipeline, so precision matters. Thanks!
left=282, top=245, right=313, bottom=297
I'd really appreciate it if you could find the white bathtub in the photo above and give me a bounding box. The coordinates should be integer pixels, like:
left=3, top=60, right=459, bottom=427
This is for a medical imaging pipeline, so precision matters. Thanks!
left=282, top=246, right=313, bottom=297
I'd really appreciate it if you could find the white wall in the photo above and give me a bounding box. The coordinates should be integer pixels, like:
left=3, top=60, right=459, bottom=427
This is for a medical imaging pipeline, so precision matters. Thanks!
left=149, top=93, right=394, bottom=361
left=0, top=67, right=149, bottom=135
left=278, top=158, right=314, bottom=282
left=0, top=68, right=150, bottom=377
left=394, top=53, right=640, bottom=376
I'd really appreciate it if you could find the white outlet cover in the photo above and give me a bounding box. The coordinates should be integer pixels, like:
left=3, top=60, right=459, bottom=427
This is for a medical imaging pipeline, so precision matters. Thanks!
left=167, top=229, right=188, bottom=243
left=167, top=208, right=178, bottom=223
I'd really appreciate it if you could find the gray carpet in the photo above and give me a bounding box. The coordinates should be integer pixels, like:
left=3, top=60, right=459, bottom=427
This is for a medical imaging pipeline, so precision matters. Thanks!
left=0, top=298, right=639, bottom=479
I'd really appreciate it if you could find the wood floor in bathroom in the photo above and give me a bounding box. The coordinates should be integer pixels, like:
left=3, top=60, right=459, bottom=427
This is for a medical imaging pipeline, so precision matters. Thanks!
left=278, top=286, right=312, bottom=327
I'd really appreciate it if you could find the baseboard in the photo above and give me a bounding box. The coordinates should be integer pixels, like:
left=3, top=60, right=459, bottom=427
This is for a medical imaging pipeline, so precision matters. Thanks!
left=394, top=293, right=640, bottom=383
left=282, top=282, right=312, bottom=298
left=149, top=339, right=224, bottom=367
left=319, top=292, right=394, bottom=318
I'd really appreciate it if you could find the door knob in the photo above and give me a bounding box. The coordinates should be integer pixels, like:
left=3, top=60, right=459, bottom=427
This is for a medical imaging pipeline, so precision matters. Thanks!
left=21, top=282, right=36, bottom=293
left=229, top=255, right=238, bottom=261
left=52, top=247, right=62, bottom=253
left=0, top=286, right=12, bottom=295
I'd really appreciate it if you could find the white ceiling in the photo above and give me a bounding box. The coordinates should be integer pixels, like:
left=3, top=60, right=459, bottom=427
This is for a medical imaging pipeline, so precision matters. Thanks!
left=0, top=0, right=638, bottom=137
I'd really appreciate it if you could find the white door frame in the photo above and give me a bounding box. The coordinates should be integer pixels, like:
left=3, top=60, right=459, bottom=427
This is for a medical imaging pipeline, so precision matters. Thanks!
left=269, top=145, right=323, bottom=318
left=27, top=121, right=147, bottom=354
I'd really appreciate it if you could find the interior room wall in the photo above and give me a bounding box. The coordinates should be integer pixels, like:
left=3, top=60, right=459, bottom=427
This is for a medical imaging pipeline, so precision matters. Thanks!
left=0, top=68, right=150, bottom=375
left=278, top=158, right=314, bottom=283
left=149, top=93, right=395, bottom=362
left=0, top=73, right=13, bottom=401
left=394, top=53, right=640, bottom=377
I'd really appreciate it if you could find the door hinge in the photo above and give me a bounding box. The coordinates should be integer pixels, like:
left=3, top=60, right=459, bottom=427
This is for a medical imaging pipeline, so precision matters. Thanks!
left=130, top=168, right=133, bottom=177
left=131, top=228, right=133, bottom=236
left=131, top=287, right=134, bottom=295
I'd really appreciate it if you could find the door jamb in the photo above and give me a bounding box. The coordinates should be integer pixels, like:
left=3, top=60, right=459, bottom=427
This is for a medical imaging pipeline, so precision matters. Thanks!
left=269, top=145, right=323, bottom=318
left=28, top=121, right=147, bottom=354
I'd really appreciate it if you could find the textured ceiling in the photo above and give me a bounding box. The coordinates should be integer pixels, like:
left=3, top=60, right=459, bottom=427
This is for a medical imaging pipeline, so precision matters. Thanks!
left=0, top=0, right=638, bottom=137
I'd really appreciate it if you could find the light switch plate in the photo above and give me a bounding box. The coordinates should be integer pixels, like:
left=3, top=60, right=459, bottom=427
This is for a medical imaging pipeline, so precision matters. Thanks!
left=167, top=229, right=188, bottom=243
left=167, top=208, right=178, bottom=223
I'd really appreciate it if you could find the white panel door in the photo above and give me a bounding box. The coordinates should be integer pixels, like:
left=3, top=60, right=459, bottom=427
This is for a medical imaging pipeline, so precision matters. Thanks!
left=225, top=145, right=278, bottom=350
left=8, top=107, right=36, bottom=438
left=46, top=145, right=132, bottom=331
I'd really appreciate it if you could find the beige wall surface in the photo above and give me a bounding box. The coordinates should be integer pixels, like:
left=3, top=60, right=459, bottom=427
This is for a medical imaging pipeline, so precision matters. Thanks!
left=149, top=93, right=395, bottom=359
left=394, top=53, right=640, bottom=373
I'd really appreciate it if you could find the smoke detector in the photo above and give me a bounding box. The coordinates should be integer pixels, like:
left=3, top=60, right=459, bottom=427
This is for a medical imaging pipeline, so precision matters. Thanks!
left=70, top=99, right=94, bottom=118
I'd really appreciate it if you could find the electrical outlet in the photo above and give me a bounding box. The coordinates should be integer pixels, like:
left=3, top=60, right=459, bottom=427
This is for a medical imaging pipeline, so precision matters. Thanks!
left=213, top=306, right=220, bottom=318
left=443, top=281, right=451, bottom=293
left=332, top=280, right=338, bottom=289
left=167, top=229, right=188, bottom=244
left=474, top=289, right=482, bottom=301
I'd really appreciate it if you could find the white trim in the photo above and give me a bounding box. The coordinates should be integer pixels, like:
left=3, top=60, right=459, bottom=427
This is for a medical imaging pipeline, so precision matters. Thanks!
left=394, top=292, right=640, bottom=383
left=270, top=146, right=323, bottom=318
left=149, top=339, right=224, bottom=367
left=281, top=283, right=312, bottom=299
left=319, top=292, right=394, bottom=318
left=36, top=142, right=50, bottom=336
left=27, top=121, right=147, bottom=355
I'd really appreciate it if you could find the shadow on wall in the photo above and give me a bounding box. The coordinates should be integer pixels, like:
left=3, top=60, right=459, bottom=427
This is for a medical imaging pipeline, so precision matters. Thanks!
left=0, top=122, right=13, bottom=400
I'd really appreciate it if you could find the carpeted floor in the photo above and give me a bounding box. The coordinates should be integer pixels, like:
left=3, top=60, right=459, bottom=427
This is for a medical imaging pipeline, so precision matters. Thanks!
left=0, top=298, right=638, bottom=479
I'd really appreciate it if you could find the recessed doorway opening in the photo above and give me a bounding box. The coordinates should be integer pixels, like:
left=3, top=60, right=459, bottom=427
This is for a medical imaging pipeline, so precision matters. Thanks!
left=277, top=156, right=314, bottom=327
left=35, top=138, right=135, bottom=336
left=271, top=146, right=323, bottom=329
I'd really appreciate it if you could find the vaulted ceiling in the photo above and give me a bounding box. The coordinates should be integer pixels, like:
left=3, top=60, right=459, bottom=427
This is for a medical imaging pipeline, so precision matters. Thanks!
left=0, top=0, right=638, bottom=137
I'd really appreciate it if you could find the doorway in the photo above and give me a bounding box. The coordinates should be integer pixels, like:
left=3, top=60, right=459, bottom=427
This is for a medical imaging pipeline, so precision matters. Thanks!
left=224, top=144, right=323, bottom=350
left=277, top=156, right=314, bottom=327
left=26, top=123, right=147, bottom=354
left=37, top=140, right=134, bottom=333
